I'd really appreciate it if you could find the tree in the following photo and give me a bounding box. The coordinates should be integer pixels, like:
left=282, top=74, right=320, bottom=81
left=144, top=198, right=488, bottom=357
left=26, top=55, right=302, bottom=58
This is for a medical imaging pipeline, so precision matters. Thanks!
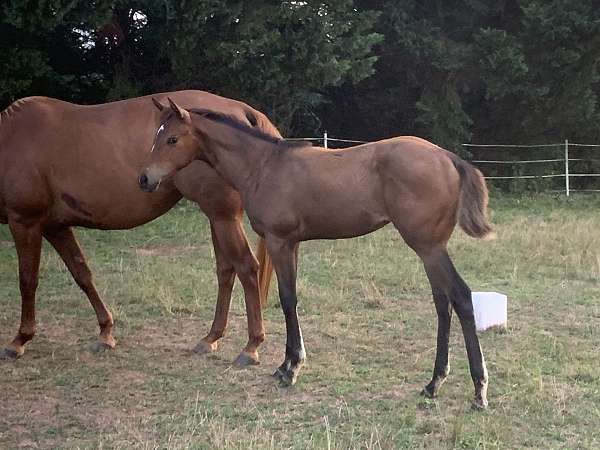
left=1, top=1, right=381, bottom=135
left=0, top=0, right=112, bottom=107
left=472, top=0, right=600, bottom=144
left=64, top=0, right=381, bottom=134
left=3, top=0, right=600, bottom=154
left=320, top=0, right=600, bottom=157
left=321, top=0, right=498, bottom=150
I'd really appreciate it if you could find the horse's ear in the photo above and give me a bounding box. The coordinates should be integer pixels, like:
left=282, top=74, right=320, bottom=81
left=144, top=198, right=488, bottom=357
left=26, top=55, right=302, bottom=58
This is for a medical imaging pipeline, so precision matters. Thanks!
left=152, top=97, right=166, bottom=111
left=167, top=97, right=190, bottom=122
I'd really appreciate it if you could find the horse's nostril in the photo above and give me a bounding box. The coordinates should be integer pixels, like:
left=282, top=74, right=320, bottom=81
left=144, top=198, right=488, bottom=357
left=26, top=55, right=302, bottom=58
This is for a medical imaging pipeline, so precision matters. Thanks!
left=139, top=174, right=148, bottom=187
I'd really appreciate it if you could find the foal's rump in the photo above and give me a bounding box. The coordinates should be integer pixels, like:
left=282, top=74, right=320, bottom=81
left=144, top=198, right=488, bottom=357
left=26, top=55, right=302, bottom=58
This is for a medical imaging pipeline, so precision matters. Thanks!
left=375, top=136, right=492, bottom=243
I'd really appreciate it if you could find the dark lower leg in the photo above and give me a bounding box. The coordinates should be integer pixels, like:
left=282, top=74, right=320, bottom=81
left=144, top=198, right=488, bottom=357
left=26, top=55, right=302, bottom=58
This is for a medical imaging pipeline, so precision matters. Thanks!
left=44, top=227, right=115, bottom=351
left=422, top=289, right=452, bottom=398
left=1, top=221, right=42, bottom=359
left=274, top=314, right=305, bottom=379
left=421, top=248, right=488, bottom=408
left=268, top=239, right=305, bottom=386
left=443, top=256, right=488, bottom=408
left=453, top=296, right=488, bottom=409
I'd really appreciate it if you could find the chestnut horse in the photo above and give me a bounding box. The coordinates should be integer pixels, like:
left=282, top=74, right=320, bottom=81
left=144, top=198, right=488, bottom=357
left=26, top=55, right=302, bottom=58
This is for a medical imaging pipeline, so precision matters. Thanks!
left=140, top=99, right=494, bottom=409
left=0, top=91, right=277, bottom=366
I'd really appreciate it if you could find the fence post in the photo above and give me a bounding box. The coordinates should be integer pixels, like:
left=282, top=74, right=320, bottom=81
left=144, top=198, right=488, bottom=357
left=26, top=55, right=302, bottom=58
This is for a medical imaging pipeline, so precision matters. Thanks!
left=565, top=139, right=570, bottom=196
left=324, top=131, right=328, bottom=149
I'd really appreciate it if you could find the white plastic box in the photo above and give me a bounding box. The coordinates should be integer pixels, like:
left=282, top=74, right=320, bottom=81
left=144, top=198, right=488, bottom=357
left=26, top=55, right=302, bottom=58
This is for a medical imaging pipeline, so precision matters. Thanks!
left=471, top=292, right=507, bottom=332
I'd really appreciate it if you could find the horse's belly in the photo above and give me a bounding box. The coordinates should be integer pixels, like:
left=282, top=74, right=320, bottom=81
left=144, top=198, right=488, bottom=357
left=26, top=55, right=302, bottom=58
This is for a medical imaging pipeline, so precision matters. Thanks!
left=51, top=186, right=181, bottom=230
left=302, top=209, right=389, bottom=240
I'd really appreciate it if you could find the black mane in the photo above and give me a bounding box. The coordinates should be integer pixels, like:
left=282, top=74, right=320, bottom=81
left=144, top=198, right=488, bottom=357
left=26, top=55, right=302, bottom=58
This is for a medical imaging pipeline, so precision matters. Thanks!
left=189, top=108, right=312, bottom=148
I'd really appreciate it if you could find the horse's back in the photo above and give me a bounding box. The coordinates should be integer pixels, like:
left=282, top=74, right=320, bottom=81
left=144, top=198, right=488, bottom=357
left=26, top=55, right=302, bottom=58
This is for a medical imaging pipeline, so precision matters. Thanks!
left=0, top=91, right=276, bottom=152
left=374, top=136, right=460, bottom=190
left=151, top=90, right=281, bottom=138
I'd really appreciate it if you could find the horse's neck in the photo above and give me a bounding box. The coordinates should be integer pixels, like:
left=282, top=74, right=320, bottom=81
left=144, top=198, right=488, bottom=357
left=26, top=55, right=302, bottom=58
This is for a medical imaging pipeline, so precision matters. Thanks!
left=202, top=121, right=277, bottom=193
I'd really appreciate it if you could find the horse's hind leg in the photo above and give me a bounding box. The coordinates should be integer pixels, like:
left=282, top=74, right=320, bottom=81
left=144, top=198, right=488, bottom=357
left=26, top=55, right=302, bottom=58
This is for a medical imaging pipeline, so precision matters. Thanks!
left=193, top=222, right=236, bottom=355
left=175, top=161, right=263, bottom=364
left=217, top=219, right=265, bottom=367
left=419, top=246, right=488, bottom=409
left=195, top=220, right=265, bottom=366
left=421, top=280, right=452, bottom=399
left=43, top=226, right=116, bottom=352
left=1, top=220, right=42, bottom=360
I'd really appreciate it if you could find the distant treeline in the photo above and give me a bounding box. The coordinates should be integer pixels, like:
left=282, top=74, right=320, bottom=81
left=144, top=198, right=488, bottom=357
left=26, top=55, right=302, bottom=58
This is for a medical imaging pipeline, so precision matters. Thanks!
left=2, top=1, right=600, bottom=155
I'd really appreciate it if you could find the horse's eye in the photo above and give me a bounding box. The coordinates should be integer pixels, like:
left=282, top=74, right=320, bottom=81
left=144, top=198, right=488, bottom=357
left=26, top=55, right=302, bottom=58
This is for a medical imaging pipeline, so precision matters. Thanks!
left=167, top=136, right=178, bottom=145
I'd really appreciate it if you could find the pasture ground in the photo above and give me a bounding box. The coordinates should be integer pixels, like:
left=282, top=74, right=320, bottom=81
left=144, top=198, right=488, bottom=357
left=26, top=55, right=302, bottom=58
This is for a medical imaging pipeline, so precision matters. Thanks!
left=1, top=194, right=599, bottom=449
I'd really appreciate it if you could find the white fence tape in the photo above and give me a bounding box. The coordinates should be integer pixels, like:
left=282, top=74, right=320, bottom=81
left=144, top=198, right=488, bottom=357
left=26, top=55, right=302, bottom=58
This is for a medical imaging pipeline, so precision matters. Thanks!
left=290, top=134, right=600, bottom=196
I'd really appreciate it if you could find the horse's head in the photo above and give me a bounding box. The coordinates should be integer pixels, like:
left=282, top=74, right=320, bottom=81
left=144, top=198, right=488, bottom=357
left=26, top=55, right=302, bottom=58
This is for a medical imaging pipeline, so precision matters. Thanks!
left=139, top=98, right=201, bottom=192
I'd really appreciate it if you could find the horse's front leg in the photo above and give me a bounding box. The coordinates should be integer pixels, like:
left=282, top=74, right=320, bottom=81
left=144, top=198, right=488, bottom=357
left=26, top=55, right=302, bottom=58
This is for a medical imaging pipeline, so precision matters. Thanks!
left=267, top=237, right=304, bottom=386
left=1, top=218, right=43, bottom=360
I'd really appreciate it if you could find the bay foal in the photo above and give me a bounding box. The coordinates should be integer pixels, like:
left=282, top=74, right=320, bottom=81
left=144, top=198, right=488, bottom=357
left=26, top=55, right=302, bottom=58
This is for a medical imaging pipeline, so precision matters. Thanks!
left=0, top=92, right=277, bottom=366
left=140, top=99, right=494, bottom=408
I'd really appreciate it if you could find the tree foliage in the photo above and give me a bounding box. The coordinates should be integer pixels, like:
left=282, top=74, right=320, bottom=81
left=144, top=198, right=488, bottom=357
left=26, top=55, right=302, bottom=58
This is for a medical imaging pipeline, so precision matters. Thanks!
left=1, top=0, right=599, bottom=145
left=321, top=0, right=600, bottom=151
left=1, top=0, right=381, bottom=134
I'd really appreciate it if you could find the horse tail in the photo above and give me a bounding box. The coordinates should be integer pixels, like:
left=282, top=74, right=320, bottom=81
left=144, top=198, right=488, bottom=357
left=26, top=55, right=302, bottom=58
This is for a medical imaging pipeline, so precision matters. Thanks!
left=446, top=152, right=495, bottom=240
left=256, top=238, right=274, bottom=308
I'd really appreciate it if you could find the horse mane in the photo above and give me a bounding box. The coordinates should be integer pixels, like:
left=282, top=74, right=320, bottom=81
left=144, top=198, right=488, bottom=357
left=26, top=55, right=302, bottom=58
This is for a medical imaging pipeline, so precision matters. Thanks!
left=0, top=97, right=38, bottom=126
left=189, top=108, right=312, bottom=148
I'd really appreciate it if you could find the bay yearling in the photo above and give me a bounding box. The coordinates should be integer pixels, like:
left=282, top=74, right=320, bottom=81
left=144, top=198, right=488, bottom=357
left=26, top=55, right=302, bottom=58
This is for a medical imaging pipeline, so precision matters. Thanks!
left=140, top=99, right=494, bottom=409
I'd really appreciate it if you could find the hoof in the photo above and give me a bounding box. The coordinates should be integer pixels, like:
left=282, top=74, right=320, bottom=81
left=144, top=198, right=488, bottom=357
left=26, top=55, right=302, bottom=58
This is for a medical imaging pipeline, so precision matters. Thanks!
left=471, top=397, right=488, bottom=411
left=193, top=340, right=217, bottom=355
left=420, top=385, right=436, bottom=399
left=0, top=348, right=21, bottom=361
left=279, top=372, right=296, bottom=387
left=90, top=341, right=115, bottom=353
left=273, top=368, right=296, bottom=387
left=233, top=351, right=259, bottom=368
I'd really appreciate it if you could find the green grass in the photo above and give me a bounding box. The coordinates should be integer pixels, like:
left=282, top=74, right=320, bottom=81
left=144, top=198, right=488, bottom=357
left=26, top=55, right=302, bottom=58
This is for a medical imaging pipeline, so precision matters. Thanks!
left=1, top=194, right=599, bottom=449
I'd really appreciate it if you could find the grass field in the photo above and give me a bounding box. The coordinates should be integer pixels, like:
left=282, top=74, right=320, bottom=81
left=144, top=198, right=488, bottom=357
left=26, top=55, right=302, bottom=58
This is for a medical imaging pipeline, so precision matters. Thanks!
left=1, top=193, right=599, bottom=449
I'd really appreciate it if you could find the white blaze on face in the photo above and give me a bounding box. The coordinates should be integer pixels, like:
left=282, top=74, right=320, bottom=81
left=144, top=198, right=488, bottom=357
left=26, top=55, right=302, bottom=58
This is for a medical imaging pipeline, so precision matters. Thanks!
left=150, top=123, right=166, bottom=153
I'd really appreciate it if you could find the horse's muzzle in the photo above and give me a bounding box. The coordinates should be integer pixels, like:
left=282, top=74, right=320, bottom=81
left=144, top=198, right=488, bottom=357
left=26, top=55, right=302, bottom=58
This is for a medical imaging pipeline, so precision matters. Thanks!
left=138, top=173, right=159, bottom=193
